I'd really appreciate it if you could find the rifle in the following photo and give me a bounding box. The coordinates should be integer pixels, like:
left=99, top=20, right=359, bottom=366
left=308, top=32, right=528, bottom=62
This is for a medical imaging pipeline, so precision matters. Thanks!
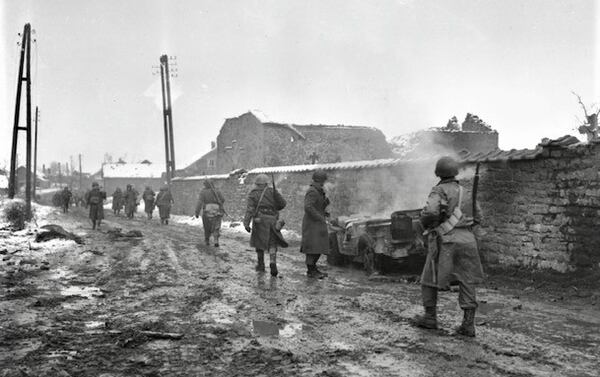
left=472, top=162, right=480, bottom=218
left=207, top=181, right=232, bottom=219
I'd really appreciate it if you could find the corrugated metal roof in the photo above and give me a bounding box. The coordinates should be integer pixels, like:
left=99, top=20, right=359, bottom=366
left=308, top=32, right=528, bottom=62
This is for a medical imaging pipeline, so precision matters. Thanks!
left=172, top=173, right=231, bottom=182
left=245, top=158, right=436, bottom=175
left=538, top=135, right=580, bottom=148
left=460, top=148, right=543, bottom=163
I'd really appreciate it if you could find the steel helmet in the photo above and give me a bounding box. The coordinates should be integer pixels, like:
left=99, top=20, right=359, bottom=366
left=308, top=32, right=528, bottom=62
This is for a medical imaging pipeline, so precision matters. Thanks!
left=434, top=156, right=459, bottom=178
left=254, top=174, right=269, bottom=185
left=312, top=170, right=328, bottom=183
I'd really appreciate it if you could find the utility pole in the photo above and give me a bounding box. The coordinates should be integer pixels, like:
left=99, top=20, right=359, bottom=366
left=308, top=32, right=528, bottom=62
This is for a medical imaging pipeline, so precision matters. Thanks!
left=33, top=106, right=38, bottom=200
left=8, top=23, right=33, bottom=219
left=79, top=154, right=82, bottom=191
left=159, top=54, right=177, bottom=183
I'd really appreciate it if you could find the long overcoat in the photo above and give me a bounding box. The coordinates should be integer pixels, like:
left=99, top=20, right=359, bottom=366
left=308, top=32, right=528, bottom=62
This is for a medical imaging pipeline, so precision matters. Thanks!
left=112, top=189, right=124, bottom=211
left=123, top=188, right=139, bottom=217
left=243, top=186, right=287, bottom=250
left=85, top=188, right=106, bottom=221
left=300, top=183, right=330, bottom=255
left=420, top=179, right=485, bottom=289
left=155, top=188, right=174, bottom=219
left=142, top=188, right=156, bottom=214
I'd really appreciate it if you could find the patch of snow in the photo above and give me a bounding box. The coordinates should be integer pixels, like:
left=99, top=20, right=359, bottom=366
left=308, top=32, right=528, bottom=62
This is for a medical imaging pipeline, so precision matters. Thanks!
left=103, top=163, right=165, bottom=178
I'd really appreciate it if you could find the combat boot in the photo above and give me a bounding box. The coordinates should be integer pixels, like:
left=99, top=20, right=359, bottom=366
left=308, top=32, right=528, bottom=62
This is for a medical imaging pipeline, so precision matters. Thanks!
left=214, top=236, right=220, bottom=247
left=412, top=306, right=438, bottom=329
left=205, top=238, right=210, bottom=246
left=255, top=251, right=265, bottom=272
left=269, top=263, right=278, bottom=277
left=455, top=308, right=476, bottom=337
left=307, top=265, right=326, bottom=279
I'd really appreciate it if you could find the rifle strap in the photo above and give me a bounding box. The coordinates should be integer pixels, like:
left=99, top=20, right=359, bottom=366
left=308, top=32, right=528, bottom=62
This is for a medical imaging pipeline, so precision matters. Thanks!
left=435, top=186, right=464, bottom=235
left=253, top=187, right=268, bottom=219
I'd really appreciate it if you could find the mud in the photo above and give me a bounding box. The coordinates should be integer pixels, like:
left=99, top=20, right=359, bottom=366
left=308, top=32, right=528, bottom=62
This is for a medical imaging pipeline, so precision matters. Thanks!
left=0, top=205, right=599, bottom=376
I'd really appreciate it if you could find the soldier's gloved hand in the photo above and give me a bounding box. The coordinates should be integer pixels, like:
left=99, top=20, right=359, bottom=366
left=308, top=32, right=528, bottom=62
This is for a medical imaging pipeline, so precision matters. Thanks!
left=244, top=225, right=252, bottom=233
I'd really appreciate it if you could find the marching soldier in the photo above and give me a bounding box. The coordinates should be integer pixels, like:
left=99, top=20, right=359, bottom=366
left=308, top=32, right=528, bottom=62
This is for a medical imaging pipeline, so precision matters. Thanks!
left=155, top=185, right=174, bottom=225
left=300, top=170, right=331, bottom=279
left=195, top=180, right=225, bottom=246
left=61, top=186, right=72, bottom=213
left=85, top=182, right=106, bottom=230
left=243, top=174, right=288, bottom=277
left=413, top=156, right=484, bottom=337
left=112, top=187, right=124, bottom=215
left=123, top=184, right=139, bottom=219
left=142, top=186, right=156, bottom=220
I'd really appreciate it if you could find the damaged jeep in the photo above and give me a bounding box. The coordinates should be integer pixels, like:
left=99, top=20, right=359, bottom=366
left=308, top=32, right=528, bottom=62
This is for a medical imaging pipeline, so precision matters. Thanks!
left=328, top=209, right=426, bottom=274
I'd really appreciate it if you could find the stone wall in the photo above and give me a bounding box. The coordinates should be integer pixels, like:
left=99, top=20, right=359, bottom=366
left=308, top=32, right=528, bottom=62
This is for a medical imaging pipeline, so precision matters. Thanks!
left=476, top=143, right=600, bottom=272
left=171, top=143, right=600, bottom=272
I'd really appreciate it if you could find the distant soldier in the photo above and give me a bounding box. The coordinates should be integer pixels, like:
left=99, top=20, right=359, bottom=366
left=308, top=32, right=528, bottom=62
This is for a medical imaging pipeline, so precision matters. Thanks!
left=155, top=185, right=174, bottom=225
left=195, top=180, right=225, bottom=246
left=243, top=174, right=288, bottom=277
left=412, top=156, right=484, bottom=337
left=85, top=182, right=106, bottom=230
left=142, top=186, right=156, bottom=220
left=112, top=187, right=124, bottom=215
left=61, top=187, right=72, bottom=213
left=300, top=170, right=331, bottom=279
left=123, top=184, right=139, bottom=219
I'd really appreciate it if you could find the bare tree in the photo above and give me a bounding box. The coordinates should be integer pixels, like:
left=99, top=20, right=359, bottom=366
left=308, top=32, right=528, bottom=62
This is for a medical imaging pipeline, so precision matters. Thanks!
left=572, top=91, right=600, bottom=142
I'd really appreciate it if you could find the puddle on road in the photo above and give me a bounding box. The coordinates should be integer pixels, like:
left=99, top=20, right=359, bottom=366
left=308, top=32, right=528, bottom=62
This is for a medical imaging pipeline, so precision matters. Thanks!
left=477, top=302, right=505, bottom=315
left=252, top=320, right=304, bottom=338
left=84, top=321, right=105, bottom=329
left=60, top=286, right=104, bottom=299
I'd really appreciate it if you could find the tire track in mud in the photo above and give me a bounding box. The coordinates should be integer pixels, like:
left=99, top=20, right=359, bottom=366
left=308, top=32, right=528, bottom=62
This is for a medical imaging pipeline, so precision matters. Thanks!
left=3, top=208, right=599, bottom=377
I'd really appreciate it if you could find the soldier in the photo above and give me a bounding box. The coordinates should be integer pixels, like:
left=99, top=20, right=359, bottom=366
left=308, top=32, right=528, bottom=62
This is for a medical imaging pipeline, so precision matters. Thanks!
left=123, top=184, right=139, bottom=219
left=61, top=186, right=72, bottom=213
left=155, top=185, right=174, bottom=225
left=112, top=187, right=124, bottom=215
left=300, top=170, right=331, bottom=279
left=243, top=174, right=288, bottom=277
left=195, top=180, right=225, bottom=246
left=142, top=186, right=156, bottom=220
left=85, top=182, right=106, bottom=230
left=412, top=156, right=484, bottom=337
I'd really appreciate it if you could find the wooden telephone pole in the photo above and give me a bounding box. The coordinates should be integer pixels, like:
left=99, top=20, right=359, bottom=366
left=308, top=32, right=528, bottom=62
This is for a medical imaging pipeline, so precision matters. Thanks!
left=33, top=106, right=39, bottom=200
left=159, top=54, right=176, bottom=183
left=8, top=23, right=34, bottom=219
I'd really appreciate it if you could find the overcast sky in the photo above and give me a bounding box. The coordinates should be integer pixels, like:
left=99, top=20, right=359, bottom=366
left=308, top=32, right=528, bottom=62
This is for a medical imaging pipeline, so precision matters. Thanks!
left=1, top=0, right=598, bottom=173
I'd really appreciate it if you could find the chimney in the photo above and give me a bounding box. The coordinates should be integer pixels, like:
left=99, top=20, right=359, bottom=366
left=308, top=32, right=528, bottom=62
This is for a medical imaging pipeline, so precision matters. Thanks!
left=211, top=141, right=216, bottom=149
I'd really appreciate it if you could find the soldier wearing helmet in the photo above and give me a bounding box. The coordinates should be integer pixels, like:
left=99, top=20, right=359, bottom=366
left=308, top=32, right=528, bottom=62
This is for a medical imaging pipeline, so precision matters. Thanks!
left=85, top=182, right=106, bottom=230
left=123, top=184, right=139, bottom=219
left=155, top=185, right=174, bottom=225
left=412, top=156, right=484, bottom=337
left=300, top=170, right=331, bottom=279
left=243, top=173, right=288, bottom=277
left=195, top=180, right=225, bottom=246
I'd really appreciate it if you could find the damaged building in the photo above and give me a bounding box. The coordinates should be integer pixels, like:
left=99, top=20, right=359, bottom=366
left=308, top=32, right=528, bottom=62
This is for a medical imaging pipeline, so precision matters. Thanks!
left=391, top=113, right=499, bottom=158
left=180, top=111, right=392, bottom=176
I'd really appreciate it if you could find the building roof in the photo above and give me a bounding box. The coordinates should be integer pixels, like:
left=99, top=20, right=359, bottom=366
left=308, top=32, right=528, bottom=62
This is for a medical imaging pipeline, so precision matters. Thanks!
left=103, top=163, right=165, bottom=178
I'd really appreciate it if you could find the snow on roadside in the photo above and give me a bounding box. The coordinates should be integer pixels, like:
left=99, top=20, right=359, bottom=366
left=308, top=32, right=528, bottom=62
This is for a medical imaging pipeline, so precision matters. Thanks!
left=170, top=214, right=301, bottom=242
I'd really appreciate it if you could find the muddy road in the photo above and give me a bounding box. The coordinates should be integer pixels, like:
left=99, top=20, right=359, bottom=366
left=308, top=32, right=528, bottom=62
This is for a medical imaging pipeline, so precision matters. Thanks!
left=1, top=205, right=599, bottom=377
